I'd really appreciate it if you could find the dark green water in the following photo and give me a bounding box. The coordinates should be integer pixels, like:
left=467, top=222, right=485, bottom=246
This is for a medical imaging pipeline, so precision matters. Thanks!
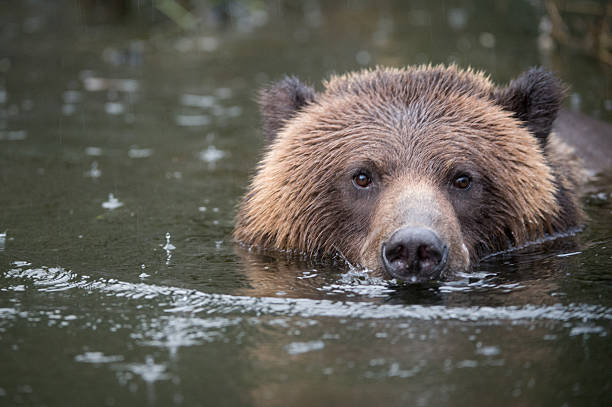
left=1, top=1, right=611, bottom=406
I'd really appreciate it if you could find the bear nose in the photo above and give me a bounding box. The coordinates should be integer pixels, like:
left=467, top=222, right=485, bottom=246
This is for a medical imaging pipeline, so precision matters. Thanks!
left=381, top=227, right=448, bottom=282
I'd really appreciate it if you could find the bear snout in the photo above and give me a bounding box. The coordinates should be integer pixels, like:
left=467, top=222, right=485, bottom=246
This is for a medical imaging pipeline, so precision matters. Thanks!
left=381, top=227, right=449, bottom=283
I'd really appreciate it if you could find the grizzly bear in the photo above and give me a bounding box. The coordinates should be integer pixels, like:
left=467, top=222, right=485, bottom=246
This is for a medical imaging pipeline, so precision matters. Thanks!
left=234, top=65, right=586, bottom=283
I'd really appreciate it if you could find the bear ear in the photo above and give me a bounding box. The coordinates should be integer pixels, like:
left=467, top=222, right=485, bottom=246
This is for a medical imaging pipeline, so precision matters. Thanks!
left=494, top=67, right=566, bottom=147
left=258, top=76, right=316, bottom=142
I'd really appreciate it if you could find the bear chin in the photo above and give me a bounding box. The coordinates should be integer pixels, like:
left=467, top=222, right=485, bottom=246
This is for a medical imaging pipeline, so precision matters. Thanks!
left=234, top=64, right=586, bottom=284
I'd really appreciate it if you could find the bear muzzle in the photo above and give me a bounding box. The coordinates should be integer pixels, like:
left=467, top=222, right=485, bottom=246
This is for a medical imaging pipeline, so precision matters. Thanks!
left=381, top=227, right=449, bottom=283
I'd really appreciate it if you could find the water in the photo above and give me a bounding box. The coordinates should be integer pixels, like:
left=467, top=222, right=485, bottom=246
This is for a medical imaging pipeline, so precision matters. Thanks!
left=1, top=1, right=612, bottom=406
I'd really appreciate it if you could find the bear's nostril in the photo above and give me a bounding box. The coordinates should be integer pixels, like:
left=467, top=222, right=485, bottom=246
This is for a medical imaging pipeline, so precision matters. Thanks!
left=416, top=244, right=443, bottom=270
left=381, top=227, right=448, bottom=282
left=385, top=243, right=409, bottom=263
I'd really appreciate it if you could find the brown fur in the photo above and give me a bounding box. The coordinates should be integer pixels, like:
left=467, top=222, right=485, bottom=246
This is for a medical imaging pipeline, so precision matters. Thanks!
left=234, top=65, right=583, bottom=278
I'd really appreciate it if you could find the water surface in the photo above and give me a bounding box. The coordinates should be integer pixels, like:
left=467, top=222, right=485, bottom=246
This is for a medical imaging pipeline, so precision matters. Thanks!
left=1, top=1, right=611, bottom=406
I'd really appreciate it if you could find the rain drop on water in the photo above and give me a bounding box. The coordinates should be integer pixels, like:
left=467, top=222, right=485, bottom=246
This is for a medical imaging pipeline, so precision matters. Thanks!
left=102, top=193, right=123, bottom=210
left=162, top=232, right=176, bottom=265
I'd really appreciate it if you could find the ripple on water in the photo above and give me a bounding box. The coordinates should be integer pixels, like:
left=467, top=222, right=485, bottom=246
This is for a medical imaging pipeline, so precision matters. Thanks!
left=3, top=262, right=612, bottom=325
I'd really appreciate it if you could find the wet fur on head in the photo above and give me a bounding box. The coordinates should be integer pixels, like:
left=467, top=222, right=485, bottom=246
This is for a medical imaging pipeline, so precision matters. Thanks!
left=235, top=65, right=582, bottom=275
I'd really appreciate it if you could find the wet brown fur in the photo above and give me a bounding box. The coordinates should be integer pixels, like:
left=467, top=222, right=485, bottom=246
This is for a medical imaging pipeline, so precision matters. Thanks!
left=234, top=65, right=583, bottom=276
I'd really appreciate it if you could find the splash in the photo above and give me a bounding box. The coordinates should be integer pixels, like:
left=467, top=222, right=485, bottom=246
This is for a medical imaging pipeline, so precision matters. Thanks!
left=317, top=268, right=396, bottom=298
left=102, top=193, right=123, bottom=210
left=162, top=232, right=176, bottom=265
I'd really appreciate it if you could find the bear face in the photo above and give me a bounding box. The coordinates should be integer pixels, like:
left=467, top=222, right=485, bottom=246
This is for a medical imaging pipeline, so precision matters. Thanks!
left=235, top=65, right=583, bottom=283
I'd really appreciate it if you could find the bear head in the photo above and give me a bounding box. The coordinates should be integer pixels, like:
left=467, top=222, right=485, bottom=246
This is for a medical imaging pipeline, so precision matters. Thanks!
left=235, top=65, right=582, bottom=283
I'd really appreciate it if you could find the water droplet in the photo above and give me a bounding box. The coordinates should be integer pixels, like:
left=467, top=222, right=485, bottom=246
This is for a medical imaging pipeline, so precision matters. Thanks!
left=163, top=233, right=176, bottom=265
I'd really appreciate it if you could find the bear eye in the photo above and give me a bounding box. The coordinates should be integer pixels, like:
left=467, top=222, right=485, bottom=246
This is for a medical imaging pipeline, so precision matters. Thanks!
left=352, top=172, right=372, bottom=189
left=453, top=174, right=472, bottom=190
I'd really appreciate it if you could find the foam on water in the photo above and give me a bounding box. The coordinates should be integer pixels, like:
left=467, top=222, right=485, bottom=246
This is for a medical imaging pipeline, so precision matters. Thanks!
left=3, top=262, right=612, bottom=323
